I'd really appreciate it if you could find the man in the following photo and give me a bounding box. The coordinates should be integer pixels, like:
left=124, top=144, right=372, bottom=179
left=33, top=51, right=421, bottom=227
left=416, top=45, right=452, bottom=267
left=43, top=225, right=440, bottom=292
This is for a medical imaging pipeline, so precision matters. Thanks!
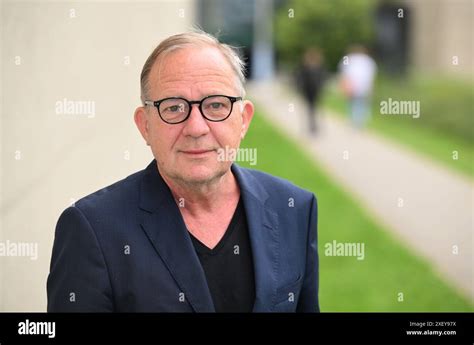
left=47, top=31, right=319, bottom=312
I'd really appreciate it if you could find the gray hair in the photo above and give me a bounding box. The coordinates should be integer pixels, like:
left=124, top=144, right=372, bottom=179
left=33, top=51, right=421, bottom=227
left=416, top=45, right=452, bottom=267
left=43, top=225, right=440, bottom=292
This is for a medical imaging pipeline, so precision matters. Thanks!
left=140, top=30, right=246, bottom=104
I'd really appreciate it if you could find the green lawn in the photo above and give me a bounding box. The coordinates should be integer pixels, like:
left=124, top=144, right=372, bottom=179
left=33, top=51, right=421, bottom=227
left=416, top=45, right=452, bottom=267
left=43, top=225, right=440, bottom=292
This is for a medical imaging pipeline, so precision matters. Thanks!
left=239, top=110, right=473, bottom=311
left=322, top=77, right=474, bottom=178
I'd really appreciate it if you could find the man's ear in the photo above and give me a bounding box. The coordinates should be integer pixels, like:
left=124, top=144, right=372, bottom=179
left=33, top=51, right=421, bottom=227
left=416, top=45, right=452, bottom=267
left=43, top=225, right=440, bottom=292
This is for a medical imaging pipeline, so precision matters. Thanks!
left=134, top=106, right=151, bottom=146
left=240, top=100, right=254, bottom=140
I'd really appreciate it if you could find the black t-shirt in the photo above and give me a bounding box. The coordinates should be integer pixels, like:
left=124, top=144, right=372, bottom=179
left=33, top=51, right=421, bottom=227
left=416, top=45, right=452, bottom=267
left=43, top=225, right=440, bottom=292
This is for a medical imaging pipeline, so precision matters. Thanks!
left=189, top=198, right=255, bottom=312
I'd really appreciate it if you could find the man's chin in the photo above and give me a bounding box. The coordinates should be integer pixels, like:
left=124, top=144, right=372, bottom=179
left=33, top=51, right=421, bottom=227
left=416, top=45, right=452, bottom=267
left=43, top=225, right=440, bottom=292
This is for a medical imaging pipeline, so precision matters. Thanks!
left=175, top=164, right=228, bottom=185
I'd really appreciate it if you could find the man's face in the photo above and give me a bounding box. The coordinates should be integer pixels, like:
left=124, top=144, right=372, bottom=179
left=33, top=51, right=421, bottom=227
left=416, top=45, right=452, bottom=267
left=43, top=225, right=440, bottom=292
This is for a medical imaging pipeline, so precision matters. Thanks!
left=135, top=46, right=254, bottom=185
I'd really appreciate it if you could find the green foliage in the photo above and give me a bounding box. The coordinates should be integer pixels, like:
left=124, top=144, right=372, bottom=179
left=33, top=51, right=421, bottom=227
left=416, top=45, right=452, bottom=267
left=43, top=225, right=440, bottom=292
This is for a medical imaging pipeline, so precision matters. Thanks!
left=275, top=0, right=376, bottom=71
left=373, top=75, right=474, bottom=144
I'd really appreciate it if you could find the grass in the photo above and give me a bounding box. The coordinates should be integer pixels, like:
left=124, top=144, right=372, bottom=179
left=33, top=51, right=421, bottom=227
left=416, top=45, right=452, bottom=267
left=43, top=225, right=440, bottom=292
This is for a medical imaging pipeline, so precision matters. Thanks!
left=322, top=76, right=474, bottom=178
left=239, top=109, right=473, bottom=311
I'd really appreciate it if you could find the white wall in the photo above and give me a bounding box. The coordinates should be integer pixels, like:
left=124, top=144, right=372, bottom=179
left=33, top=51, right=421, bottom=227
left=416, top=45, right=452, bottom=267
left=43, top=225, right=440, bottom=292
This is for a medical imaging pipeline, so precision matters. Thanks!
left=1, top=0, right=196, bottom=311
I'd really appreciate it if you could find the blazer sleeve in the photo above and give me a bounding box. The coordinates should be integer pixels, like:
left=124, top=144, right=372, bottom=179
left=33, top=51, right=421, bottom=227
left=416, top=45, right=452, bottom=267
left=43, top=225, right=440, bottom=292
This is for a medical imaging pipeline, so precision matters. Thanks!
left=47, top=206, right=114, bottom=312
left=297, top=194, right=320, bottom=312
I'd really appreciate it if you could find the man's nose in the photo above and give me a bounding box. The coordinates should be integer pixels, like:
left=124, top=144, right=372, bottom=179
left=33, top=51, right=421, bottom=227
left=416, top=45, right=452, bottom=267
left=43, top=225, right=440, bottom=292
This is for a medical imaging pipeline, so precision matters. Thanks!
left=182, top=104, right=210, bottom=138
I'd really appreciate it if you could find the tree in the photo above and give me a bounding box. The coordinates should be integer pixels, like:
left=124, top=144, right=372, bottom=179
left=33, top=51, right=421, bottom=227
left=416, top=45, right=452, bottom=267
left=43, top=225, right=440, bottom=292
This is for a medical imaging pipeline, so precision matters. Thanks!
left=275, top=0, right=376, bottom=71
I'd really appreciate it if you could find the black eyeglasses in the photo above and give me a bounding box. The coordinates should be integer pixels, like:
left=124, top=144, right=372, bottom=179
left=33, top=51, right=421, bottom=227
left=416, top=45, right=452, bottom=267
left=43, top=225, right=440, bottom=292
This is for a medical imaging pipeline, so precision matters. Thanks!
left=144, top=95, right=242, bottom=124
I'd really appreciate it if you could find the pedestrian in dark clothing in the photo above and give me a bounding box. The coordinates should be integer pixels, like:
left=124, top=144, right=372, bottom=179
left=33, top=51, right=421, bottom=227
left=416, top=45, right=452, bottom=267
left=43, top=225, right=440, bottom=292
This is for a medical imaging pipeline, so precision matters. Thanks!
left=296, top=48, right=326, bottom=134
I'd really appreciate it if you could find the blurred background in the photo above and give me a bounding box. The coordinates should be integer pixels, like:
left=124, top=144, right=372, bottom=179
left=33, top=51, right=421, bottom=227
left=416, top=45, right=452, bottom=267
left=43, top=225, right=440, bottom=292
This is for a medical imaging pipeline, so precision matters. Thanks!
left=0, top=0, right=472, bottom=311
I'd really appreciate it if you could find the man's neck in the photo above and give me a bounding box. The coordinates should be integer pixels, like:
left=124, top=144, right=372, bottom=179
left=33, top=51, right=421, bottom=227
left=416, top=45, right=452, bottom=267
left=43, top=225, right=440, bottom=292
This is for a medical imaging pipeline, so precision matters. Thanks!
left=159, top=167, right=240, bottom=216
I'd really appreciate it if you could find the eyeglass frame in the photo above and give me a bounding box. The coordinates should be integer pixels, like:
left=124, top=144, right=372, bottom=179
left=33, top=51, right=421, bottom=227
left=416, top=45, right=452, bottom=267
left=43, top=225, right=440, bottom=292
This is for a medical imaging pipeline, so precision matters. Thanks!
left=143, top=94, right=243, bottom=124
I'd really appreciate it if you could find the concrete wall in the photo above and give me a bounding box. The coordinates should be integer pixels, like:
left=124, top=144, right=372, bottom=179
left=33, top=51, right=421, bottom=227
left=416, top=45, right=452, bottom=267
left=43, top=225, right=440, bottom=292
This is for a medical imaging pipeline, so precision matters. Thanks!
left=407, top=0, right=473, bottom=77
left=1, top=0, right=196, bottom=311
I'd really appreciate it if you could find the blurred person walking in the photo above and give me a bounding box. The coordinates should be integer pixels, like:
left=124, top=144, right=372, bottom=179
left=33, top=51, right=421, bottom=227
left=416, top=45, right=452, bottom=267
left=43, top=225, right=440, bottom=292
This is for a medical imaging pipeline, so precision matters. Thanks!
left=295, top=48, right=326, bottom=135
left=338, top=45, right=377, bottom=128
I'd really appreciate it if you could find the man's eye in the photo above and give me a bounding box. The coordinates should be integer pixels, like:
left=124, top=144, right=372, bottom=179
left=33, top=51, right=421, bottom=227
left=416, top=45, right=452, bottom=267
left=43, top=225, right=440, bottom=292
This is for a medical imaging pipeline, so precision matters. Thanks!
left=209, top=103, right=223, bottom=109
left=166, top=105, right=182, bottom=112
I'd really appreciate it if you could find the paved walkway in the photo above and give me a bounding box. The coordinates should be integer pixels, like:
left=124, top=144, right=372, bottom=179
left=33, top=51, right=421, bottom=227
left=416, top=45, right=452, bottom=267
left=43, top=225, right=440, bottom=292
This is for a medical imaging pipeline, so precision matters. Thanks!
left=247, top=79, right=473, bottom=302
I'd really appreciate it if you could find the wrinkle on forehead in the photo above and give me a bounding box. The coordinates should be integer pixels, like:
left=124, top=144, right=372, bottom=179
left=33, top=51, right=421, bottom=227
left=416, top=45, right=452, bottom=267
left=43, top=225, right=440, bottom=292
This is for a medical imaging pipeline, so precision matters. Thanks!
left=149, top=46, right=239, bottom=98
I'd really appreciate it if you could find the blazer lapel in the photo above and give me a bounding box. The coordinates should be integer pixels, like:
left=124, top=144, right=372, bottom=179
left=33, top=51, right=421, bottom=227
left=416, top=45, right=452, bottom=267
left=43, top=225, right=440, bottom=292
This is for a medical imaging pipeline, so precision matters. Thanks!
left=138, top=161, right=215, bottom=312
left=232, top=165, right=280, bottom=312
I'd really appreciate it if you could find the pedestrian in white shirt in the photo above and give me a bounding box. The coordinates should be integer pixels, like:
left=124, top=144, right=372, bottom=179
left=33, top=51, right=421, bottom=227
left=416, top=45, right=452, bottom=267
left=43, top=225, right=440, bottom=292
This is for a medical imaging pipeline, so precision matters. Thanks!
left=338, top=45, right=377, bottom=128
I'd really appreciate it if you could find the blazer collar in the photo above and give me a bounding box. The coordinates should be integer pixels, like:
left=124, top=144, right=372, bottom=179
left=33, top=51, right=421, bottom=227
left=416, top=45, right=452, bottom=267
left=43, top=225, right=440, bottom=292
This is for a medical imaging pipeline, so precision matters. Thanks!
left=139, top=160, right=280, bottom=312
left=139, top=161, right=214, bottom=312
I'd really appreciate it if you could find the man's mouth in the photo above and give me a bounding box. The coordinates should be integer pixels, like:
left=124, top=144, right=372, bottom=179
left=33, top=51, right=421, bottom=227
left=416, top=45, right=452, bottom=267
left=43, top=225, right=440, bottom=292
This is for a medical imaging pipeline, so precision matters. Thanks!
left=180, top=149, right=215, bottom=156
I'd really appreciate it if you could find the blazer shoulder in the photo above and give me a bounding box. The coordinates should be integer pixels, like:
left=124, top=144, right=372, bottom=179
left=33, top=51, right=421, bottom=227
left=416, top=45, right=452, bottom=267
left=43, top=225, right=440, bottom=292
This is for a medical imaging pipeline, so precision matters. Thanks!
left=72, top=168, right=146, bottom=214
left=237, top=166, right=316, bottom=202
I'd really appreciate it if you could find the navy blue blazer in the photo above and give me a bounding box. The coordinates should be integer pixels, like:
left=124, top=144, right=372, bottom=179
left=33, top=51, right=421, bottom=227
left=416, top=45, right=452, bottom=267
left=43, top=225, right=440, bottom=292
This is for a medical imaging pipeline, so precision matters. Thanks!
left=47, top=160, right=319, bottom=312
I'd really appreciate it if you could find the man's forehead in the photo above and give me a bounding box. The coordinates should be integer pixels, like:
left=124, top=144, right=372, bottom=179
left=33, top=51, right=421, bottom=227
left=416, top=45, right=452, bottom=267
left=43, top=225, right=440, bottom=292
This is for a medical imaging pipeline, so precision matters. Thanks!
left=155, top=46, right=233, bottom=79
left=149, top=46, right=237, bottom=96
